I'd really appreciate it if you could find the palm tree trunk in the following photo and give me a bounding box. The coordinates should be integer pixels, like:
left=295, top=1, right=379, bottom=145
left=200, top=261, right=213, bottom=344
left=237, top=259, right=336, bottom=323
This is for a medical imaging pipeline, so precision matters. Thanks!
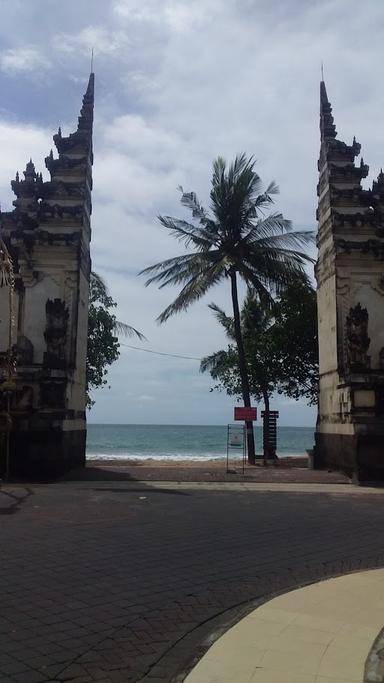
left=230, top=268, right=256, bottom=464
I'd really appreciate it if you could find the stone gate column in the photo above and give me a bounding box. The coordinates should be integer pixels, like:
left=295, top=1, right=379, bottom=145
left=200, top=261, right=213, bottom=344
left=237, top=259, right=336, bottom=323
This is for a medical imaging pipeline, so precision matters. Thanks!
left=0, top=73, right=94, bottom=477
left=315, top=80, right=384, bottom=481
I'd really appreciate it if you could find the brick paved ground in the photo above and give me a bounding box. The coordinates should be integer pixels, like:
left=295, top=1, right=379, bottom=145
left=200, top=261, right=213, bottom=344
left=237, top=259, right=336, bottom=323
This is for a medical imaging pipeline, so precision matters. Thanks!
left=1, top=481, right=384, bottom=682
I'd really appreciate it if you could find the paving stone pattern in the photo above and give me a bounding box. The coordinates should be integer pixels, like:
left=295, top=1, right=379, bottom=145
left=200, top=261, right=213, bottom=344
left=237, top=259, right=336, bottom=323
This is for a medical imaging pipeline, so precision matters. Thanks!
left=1, top=482, right=384, bottom=682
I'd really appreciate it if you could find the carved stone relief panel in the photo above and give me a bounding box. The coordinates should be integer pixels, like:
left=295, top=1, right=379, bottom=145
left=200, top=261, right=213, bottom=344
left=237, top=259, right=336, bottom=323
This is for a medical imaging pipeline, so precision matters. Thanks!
left=336, top=275, right=351, bottom=371
left=64, top=272, right=77, bottom=366
left=40, top=380, right=66, bottom=409
left=349, top=282, right=384, bottom=370
left=346, top=303, right=371, bottom=370
left=13, top=385, right=34, bottom=411
left=336, top=276, right=350, bottom=296
left=379, top=348, right=384, bottom=370
left=17, top=263, right=42, bottom=288
left=12, top=335, right=34, bottom=365
left=43, top=298, right=69, bottom=369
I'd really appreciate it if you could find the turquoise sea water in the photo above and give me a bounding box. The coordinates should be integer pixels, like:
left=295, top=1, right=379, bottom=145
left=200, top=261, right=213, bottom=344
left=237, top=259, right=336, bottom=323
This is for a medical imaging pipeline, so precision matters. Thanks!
left=86, top=424, right=314, bottom=461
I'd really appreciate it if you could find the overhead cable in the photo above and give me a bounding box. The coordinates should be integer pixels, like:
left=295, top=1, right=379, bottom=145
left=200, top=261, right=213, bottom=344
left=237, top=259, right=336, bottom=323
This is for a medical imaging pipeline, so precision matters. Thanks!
left=120, top=343, right=201, bottom=361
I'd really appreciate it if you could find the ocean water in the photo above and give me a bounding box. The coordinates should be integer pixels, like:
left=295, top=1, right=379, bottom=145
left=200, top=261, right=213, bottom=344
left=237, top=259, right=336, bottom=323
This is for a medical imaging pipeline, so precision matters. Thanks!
left=86, top=424, right=315, bottom=461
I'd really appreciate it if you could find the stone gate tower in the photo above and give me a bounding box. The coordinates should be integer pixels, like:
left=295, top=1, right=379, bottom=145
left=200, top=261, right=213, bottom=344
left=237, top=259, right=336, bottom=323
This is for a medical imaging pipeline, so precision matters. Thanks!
left=314, top=80, right=384, bottom=480
left=0, top=73, right=94, bottom=477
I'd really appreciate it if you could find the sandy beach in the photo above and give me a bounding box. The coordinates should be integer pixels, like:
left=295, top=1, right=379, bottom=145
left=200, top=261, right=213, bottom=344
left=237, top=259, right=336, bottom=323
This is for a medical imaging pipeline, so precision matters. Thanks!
left=64, top=455, right=350, bottom=483
left=87, top=455, right=309, bottom=468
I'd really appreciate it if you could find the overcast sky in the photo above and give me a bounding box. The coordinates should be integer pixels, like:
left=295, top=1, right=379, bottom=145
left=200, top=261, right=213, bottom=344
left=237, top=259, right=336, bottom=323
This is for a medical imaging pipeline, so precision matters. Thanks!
left=1, top=0, right=384, bottom=427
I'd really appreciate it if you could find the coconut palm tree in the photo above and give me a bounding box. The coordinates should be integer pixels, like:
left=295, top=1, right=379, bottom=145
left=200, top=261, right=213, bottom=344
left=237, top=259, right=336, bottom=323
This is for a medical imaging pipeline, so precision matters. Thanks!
left=140, top=154, right=314, bottom=462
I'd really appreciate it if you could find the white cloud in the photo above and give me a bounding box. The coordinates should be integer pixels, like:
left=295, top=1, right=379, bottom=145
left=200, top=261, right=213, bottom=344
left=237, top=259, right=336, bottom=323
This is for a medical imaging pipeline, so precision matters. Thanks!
left=54, top=26, right=130, bottom=57
left=114, top=0, right=218, bottom=33
left=102, top=114, right=181, bottom=162
left=113, top=0, right=159, bottom=21
left=0, top=47, right=51, bottom=74
left=164, top=2, right=216, bottom=33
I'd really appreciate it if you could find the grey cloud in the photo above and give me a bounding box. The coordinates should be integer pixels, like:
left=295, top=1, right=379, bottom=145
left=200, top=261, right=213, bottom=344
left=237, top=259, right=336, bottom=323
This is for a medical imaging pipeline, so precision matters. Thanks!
left=3, top=0, right=384, bottom=425
left=0, top=47, right=51, bottom=74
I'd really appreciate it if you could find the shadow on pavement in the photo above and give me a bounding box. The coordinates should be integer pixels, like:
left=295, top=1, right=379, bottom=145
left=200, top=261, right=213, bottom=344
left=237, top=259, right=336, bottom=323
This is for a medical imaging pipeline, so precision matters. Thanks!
left=0, top=486, right=34, bottom=515
left=88, top=486, right=190, bottom=496
left=64, top=466, right=138, bottom=481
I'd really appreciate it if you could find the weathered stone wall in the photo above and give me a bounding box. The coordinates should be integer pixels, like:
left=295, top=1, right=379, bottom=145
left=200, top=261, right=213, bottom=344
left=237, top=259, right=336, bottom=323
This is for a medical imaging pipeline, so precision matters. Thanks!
left=314, top=81, right=384, bottom=481
left=0, top=74, right=94, bottom=478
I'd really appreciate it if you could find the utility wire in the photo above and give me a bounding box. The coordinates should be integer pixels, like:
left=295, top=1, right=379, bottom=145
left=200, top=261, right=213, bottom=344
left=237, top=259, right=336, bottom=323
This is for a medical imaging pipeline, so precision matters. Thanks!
left=120, top=342, right=201, bottom=361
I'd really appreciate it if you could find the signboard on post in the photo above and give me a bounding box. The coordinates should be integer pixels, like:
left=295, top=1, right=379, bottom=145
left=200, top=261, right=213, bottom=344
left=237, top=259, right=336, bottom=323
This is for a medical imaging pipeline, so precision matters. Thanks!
left=234, top=407, right=257, bottom=421
left=228, top=425, right=244, bottom=448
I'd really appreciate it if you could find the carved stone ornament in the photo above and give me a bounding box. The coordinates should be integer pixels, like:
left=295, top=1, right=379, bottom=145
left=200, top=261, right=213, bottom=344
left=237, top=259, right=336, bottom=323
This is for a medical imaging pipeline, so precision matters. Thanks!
left=40, top=381, right=66, bottom=409
left=336, top=239, right=384, bottom=260
left=43, top=298, right=69, bottom=369
left=0, top=350, right=17, bottom=382
left=12, top=335, right=33, bottom=365
left=346, top=303, right=371, bottom=370
left=379, top=348, right=384, bottom=370
left=38, top=202, right=83, bottom=221
left=13, top=385, right=33, bottom=411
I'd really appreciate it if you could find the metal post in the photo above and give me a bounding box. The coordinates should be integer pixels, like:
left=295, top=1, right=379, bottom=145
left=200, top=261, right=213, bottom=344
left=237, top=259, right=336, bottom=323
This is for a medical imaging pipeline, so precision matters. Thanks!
left=5, top=394, right=10, bottom=481
left=242, top=424, right=245, bottom=475
left=226, top=424, right=229, bottom=473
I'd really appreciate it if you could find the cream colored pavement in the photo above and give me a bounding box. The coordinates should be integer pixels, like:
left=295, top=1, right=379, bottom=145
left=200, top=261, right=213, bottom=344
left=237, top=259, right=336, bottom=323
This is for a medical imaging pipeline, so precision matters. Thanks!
left=185, top=568, right=384, bottom=683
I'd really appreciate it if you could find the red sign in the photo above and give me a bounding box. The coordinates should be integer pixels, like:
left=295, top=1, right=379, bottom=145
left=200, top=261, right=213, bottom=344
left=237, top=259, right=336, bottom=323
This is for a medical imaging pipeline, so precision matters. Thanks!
left=234, top=407, right=257, bottom=421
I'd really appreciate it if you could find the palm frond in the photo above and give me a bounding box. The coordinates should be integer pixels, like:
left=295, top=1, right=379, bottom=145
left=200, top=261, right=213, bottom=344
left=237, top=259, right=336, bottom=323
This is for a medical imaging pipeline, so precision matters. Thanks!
left=210, top=154, right=263, bottom=233
left=140, top=251, right=223, bottom=289
left=114, top=321, right=147, bottom=341
left=90, top=271, right=109, bottom=295
left=208, top=303, right=235, bottom=339
left=140, top=253, right=201, bottom=282
left=251, top=229, right=316, bottom=250
left=156, top=257, right=226, bottom=323
left=265, top=180, right=279, bottom=196
left=200, top=349, right=231, bottom=374
left=158, top=215, right=214, bottom=249
left=243, top=214, right=293, bottom=243
left=230, top=258, right=276, bottom=309
left=242, top=247, right=313, bottom=293
left=179, top=188, right=208, bottom=223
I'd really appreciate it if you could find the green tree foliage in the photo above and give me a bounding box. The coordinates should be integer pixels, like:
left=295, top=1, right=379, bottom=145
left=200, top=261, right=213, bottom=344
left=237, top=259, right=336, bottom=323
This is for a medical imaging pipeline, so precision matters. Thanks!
left=267, top=282, right=319, bottom=404
left=86, top=272, right=145, bottom=408
left=201, top=282, right=319, bottom=409
left=140, top=154, right=314, bottom=462
left=201, top=282, right=318, bottom=459
left=201, top=294, right=274, bottom=409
